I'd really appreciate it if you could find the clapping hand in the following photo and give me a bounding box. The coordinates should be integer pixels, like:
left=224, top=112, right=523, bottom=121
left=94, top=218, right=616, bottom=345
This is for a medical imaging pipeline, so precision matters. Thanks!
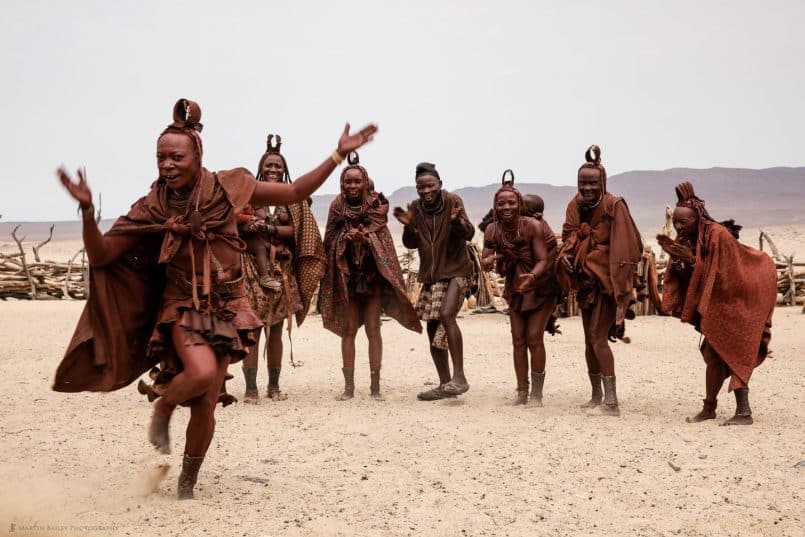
left=657, top=234, right=694, bottom=263
left=393, top=205, right=414, bottom=226
left=57, top=166, right=92, bottom=209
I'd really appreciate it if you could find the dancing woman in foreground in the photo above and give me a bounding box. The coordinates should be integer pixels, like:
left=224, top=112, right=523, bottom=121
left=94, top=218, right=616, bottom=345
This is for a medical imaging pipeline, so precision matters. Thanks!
left=54, top=98, right=375, bottom=499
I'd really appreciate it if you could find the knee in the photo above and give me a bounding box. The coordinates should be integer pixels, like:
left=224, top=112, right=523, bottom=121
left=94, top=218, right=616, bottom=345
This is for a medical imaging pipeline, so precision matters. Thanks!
left=438, top=309, right=457, bottom=326
left=187, top=363, right=218, bottom=392
left=511, top=333, right=527, bottom=348
left=364, top=322, right=381, bottom=339
left=526, top=333, right=543, bottom=348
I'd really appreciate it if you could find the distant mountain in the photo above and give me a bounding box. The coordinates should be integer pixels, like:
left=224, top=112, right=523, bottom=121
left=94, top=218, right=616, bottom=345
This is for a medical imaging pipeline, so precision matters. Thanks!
left=306, top=166, right=805, bottom=235
left=3, top=167, right=803, bottom=240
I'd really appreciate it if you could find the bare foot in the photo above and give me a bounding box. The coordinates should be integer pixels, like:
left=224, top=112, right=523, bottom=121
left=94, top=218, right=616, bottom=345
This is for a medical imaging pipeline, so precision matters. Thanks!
left=371, top=392, right=386, bottom=402
left=720, top=414, right=753, bottom=426
left=600, top=404, right=621, bottom=417
left=336, top=391, right=354, bottom=401
left=243, top=389, right=260, bottom=405
left=267, top=388, right=288, bottom=401
left=526, top=397, right=543, bottom=408
left=148, top=404, right=172, bottom=454
left=580, top=397, right=602, bottom=409
left=509, top=391, right=528, bottom=406
left=686, top=409, right=716, bottom=423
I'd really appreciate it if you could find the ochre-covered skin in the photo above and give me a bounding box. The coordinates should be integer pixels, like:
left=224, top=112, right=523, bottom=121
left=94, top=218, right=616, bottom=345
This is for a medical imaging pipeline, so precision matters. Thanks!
left=55, top=98, right=378, bottom=498
left=321, top=159, right=420, bottom=400
left=659, top=181, right=776, bottom=425
left=481, top=183, right=561, bottom=405
left=557, top=146, right=642, bottom=416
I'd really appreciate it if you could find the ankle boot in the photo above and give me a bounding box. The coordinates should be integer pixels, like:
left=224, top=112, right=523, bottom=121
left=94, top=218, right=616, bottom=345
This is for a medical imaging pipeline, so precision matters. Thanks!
left=242, top=365, right=258, bottom=402
left=267, top=367, right=287, bottom=400
left=528, top=371, right=545, bottom=407
left=686, top=398, right=717, bottom=423
left=370, top=371, right=384, bottom=400
left=337, top=367, right=355, bottom=400
left=177, top=454, right=205, bottom=500
left=722, top=388, right=753, bottom=425
left=580, top=373, right=603, bottom=408
left=601, top=375, right=620, bottom=416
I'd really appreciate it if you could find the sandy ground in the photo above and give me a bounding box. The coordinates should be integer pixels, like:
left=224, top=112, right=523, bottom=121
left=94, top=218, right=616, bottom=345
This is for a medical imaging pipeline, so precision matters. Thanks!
left=0, top=292, right=803, bottom=536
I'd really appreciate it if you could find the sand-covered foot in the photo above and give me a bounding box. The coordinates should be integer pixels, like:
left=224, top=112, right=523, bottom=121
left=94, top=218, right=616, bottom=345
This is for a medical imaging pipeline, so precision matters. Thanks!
left=720, top=414, right=753, bottom=426
left=243, top=389, right=260, bottom=405
left=686, top=409, right=716, bottom=423
left=509, top=391, right=528, bottom=406
left=148, top=407, right=172, bottom=454
left=600, top=404, right=621, bottom=417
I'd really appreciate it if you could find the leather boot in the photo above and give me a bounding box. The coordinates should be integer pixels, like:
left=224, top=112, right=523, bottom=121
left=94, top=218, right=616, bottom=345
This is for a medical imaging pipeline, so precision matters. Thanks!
left=337, top=367, right=355, bottom=401
left=527, top=371, right=545, bottom=407
left=722, top=388, right=753, bottom=425
left=242, top=365, right=258, bottom=403
left=601, top=375, right=620, bottom=416
left=580, top=373, right=603, bottom=408
left=177, top=454, right=205, bottom=500
left=370, top=371, right=384, bottom=400
left=686, top=398, right=717, bottom=423
left=267, top=367, right=287, bottom=401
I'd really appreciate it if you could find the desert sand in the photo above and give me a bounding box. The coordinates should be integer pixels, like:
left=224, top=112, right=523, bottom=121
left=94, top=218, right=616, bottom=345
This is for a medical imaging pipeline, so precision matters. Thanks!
left=0, top=234, right=803, bottom=537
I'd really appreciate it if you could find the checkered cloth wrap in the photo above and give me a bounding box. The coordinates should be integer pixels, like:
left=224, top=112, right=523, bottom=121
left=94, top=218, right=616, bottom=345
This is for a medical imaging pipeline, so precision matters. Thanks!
left=416, top=276, right=468, bottom=350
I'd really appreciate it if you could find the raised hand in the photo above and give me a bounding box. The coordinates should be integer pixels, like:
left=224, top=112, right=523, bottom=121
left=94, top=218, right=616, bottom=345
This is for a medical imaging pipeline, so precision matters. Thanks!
left=656, top=234, right=694, bottom=263
left=450, top=203, right=462, bottom=221
left=393, top=205, right=414, bottom=226
left=57, top=166, right=93, bottom=209
left=337, top=123, right=379, bottom=155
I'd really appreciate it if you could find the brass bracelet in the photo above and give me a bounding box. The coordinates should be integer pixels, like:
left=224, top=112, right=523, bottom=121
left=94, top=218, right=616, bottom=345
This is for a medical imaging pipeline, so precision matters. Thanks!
left=331, top=151, right=344, bottom=165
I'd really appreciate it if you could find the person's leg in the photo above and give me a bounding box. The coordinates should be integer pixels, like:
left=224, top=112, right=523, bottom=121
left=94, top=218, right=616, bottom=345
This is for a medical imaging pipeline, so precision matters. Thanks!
left=687, top=340, right=728, bottom=422
left=579, top=307, right=603, bottom=408
left=526, top=300, right=555, bottom=407
left=337, top=298, right=360, bottom=400
left=363, top=288, right=384, bottom=400
left=178, top=353, right=230, bottom=500
left=509, top=310, right=529, bottom=405
left=417, top=320, right=453, bottom=401
left=150, top=321, right=222, bottom=454
left=266, top=320, right=287, bottom=400
left=241, top=327, right=263, bottom=403
left=427, top=320, right=452, bottom=384
left=440, top=279, right=469, bottom=394
left=589, top=297, right=618, bottom=416
left=721, top=353, right=753, bottom=426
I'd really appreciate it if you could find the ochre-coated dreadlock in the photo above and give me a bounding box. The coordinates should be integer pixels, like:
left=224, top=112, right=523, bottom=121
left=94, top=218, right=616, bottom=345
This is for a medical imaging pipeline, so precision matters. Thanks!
left=256, top=134, right=292, bottom=183
left=158, top=98, right=204, bottom=158
left=578, top=144, right=607, bottom=193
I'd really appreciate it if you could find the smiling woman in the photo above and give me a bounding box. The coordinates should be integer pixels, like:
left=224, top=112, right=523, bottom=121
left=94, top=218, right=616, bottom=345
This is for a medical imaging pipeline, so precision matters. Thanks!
left=53, top=98, right=376, bottom=500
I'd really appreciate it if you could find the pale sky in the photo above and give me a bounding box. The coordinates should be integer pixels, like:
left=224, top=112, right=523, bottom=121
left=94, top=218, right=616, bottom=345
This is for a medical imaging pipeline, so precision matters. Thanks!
left=2, top=0, right=803, bottom=221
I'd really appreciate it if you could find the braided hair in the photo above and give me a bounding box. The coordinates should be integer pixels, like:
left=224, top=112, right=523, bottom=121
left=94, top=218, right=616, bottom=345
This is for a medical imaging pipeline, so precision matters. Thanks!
left=491, top=170, right=527, bottom=253
left=256, top=134, right=291, bottom=183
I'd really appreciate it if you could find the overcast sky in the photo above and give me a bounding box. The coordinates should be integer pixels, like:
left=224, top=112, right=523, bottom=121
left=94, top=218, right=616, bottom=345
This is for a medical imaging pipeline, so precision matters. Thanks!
left=2, top=0, right=803, bottom=221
